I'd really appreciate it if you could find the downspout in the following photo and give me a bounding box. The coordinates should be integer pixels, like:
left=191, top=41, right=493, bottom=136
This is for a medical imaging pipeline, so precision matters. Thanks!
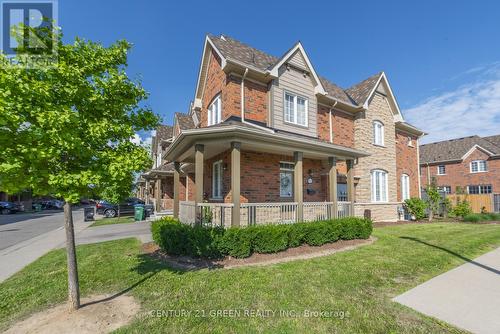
left=329, top=100, right=338, bottom=144
left=241, top=68, right=248, bottom=122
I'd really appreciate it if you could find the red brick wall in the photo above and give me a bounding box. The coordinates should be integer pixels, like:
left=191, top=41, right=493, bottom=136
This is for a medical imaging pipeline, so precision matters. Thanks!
left=201, top=150, right=331, bottom=203
left=200, top=50, right=268, bottom=127
left=420, top=148, right=500, bottom=194
left=317, top=104, right=354, bottom=148
left=395, top=131, right=420, bottom=200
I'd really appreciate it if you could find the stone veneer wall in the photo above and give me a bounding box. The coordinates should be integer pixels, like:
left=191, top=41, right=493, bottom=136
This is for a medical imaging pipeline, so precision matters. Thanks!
left=353, top=92, right=399, bottom=222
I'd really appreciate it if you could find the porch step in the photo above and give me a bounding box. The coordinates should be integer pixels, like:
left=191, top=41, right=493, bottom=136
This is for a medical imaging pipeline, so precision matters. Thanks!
left=147, top=210, right=173, bottom=221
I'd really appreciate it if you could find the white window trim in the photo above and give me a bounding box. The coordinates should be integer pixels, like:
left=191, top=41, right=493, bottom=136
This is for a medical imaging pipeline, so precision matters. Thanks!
left=373, top=120, right=385, bottom=146
left=371, top=169, right=388, bottom=203
left=437, top=165, right=446, bottom=175
left=207, top=94, right=222, bottom=126
left=279, top=161, right=294, bottom=198
left=212, top=160, right=223, bottom=199
left=470, top=160, right=487, bottom=173
left=401, top=174, right=410, bottom=201
left=283, top=91, right=308, bottom=127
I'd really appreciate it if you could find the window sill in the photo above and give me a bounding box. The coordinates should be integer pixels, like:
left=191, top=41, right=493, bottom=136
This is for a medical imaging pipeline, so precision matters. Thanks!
left=470, top=171, right=488, bottom=174
left=283, top=120, right=309, bottom=129
left=209, top=197, right=224, bottom=201
left=436, top=174, right=446, bottom=176
left=372, top=143, right=386, bottom=148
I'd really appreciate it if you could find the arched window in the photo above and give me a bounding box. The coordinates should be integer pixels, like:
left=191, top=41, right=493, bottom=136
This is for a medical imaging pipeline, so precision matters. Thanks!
left=371, top=169, right=388, bottom=202
left=401, top=174, right=410, bottom=201
left=373, top=120, right=384, bottom=146
left=208, top=94, right=221, bottom=126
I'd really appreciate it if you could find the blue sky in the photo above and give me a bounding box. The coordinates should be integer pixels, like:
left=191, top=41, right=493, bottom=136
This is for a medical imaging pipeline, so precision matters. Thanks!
left=60, top=0, right=500, bottom=144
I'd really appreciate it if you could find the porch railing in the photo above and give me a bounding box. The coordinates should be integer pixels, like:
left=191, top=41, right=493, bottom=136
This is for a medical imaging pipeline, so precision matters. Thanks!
left=178, top=201, right=353, bottom=227
left=179, top=201, right=196, bottom=225
left=241, top=202, right=298, bottom=226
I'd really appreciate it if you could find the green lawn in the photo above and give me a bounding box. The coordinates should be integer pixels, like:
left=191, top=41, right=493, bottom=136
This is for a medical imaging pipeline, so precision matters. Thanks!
left=89, top=216, right=136, bottom=227
left=1, top=223, right=500, bottom=333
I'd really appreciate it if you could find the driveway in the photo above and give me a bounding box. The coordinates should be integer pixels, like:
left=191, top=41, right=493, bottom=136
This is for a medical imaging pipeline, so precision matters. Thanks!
left=394, top=246, right=500, bottom=334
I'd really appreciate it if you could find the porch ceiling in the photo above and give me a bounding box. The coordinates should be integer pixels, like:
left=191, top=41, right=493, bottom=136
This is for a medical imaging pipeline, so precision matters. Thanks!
left=164, top=124, right=370, bottom=163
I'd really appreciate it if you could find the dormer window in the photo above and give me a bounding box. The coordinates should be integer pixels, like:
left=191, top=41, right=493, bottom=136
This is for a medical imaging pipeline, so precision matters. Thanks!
left=284, top=92, right=308, bottom=127
left=373, top=121, right=384, bottom=146
left=208, top=94, right=221, bottom=126
left=470, top=160, right=487, bottom=173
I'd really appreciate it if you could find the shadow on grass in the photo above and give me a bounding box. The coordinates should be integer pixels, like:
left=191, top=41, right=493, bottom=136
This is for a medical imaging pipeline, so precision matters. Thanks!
left=82, top=251, right=185, bottom=308
left=400, top=236, right=500, bottom=276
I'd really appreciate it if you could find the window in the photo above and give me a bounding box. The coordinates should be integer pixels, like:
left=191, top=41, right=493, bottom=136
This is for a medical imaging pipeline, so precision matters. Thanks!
left=401, top=174, right=410, bottom=201
left=280, top=162, right=294, bottom=198
left=439, top=186, right=451, bottom=194
left=337, top=183, right=348, bottom=202
left=373, top=121, right=384, bottom=146
left=212, top=160, right=223, bottom=198
left=371, top=169, right=388, bottom=202
left=467, top=185, right=492, bottom=194
left=437, top=165, right=446, bottom=175
left=208, top=94, right=221, bottom=126
left=284, top=92, right=308, bottom=126
left=470, top=160, right=487, bottom=173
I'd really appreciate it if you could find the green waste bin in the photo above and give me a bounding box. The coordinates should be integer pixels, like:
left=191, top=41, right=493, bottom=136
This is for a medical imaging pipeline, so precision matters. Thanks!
left=134, top=205, right=145, bottom=221
left=34, top=204, right=42, bottom=212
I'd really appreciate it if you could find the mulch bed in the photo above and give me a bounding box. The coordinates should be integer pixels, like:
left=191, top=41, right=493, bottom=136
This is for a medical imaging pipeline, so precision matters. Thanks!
left=142, top=237, right=375, bottom=271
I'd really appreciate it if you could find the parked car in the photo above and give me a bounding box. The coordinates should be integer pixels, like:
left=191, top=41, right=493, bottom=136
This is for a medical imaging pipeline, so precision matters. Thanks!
left=33, top=199, right=65, bottom=210
left=96, top=198, right=145, bottom=218
left=0, top=201, right=24, bottom=214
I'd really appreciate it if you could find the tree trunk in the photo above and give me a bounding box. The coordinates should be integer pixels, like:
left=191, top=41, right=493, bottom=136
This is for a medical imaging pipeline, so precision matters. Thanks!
left=64, top=202, right=80, bottom=310
left=428, top=209, right=433, bottom=222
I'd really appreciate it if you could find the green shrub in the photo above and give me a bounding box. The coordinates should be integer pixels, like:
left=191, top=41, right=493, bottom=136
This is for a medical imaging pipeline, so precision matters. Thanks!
left=451, top=199, right=473, bottom=218
left=250, top=225, right=289, bottom=253
left=463, top=212, right=500, bottom=223
left=153, top=216, right=373, bottom=259
left=403, top=198, right=427, bottom=220
left=463, top=214, right=482, bottom=223
left=219, top=228, right=252, bottom=258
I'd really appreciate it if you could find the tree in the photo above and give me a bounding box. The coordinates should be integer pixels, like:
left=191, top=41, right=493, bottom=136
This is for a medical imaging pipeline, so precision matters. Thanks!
left=425, top=180, right=441, bottom=222
left=0, top=28, right=159, bottom=310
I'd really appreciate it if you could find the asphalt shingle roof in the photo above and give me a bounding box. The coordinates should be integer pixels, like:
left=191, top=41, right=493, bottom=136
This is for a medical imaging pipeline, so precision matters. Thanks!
left=175, top=112, right=195, bottom=130
left=420, top=135, right=500, bottom=164
left=156, top=125, right=173, bottom=141
left=207, top=34, right=382, bottom=107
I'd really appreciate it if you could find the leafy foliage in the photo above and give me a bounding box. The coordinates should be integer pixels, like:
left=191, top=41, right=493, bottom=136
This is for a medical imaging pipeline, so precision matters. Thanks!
left=425, top=181, right=441, bottom=221
left=451, top=199, right=473, bottom=218
left=152, top=217, right=373, bottom=259
left=403, top=198, right=427, bottom=220
left=0, top=31, right=159, bottom=203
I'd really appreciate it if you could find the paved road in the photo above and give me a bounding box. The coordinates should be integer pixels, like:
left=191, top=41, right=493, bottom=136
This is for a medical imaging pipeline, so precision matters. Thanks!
left=394, top=246, right=500, bottom=334
left=0, top=210, right=83, bottom=250
left=0, top=210, right=152, bottom=282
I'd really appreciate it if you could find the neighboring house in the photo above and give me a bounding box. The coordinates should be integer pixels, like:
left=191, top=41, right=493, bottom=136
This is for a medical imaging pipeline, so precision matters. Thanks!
left=140, top=34, right=425, bottom=223
left=420, top=135, right=500, bottom=195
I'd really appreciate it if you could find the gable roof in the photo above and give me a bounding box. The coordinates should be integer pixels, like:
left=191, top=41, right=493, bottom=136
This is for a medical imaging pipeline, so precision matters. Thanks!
left=203, top=34, right=400, bottom=110
left=484, top=134, right=500, bottom=148
left=156, top=125, right=173, bottom=142
left=175, top=112, right=195, bottom=130
left=345, top=72, right=383, bottom=106
left=419, top=135, right=500, bottom=164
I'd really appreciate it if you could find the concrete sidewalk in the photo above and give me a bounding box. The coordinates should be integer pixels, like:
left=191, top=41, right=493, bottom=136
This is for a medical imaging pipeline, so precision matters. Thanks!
left=0, top=217, right=152, bottom=283
left=394, top=246, right=500, bottom=334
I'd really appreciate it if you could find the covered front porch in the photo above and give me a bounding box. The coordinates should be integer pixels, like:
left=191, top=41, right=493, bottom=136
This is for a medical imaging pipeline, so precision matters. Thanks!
left=164, top=121, right=368, bottom=227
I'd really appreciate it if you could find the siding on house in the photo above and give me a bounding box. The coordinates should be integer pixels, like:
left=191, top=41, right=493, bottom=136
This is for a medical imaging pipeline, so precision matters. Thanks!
left=271, top=51, right=318, bottom=137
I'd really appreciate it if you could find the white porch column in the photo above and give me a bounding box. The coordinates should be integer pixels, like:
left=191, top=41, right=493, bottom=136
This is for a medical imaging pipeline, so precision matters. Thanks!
left=155, top=178, right=161, bottom=212
left=173, top=162, right=180, bottom=218
left=347, top=159, right=355, bottom=216
left=231, top=142, right=241, bottom=227
left=328, top=157, right=338, bottom=219
left=145, top=180, right=151, bottom=204
left=294, top=151, right=303, bottom=222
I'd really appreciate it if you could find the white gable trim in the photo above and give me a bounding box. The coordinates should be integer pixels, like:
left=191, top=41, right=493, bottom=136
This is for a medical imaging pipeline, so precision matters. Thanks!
left=193, top=36, right=227, bottom=109
left=364, top=72, right=404, bottom=121
left=268, top=43, right=327, bottom=95
left=461, top=144, right=494, bottom=160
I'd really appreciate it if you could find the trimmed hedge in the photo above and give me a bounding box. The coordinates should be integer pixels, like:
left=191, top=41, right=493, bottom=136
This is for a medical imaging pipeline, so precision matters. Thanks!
left=463, top=213, right=500, bottom=223
left=152, top=216, right=373, bottom=259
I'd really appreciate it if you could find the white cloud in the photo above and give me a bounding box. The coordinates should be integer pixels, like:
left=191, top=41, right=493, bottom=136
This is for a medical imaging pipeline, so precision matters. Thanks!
left=404, top=63, right=500, bottom=144
left=130, top=130, right=156, bottom=148
left=129, top=133, right=142, bottom=145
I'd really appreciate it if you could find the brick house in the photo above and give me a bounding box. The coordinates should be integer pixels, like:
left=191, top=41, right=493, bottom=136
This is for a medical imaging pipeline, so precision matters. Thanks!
left=140, top=34, right=425, bottom=223
left=420, top=135, right=500, bottom=195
